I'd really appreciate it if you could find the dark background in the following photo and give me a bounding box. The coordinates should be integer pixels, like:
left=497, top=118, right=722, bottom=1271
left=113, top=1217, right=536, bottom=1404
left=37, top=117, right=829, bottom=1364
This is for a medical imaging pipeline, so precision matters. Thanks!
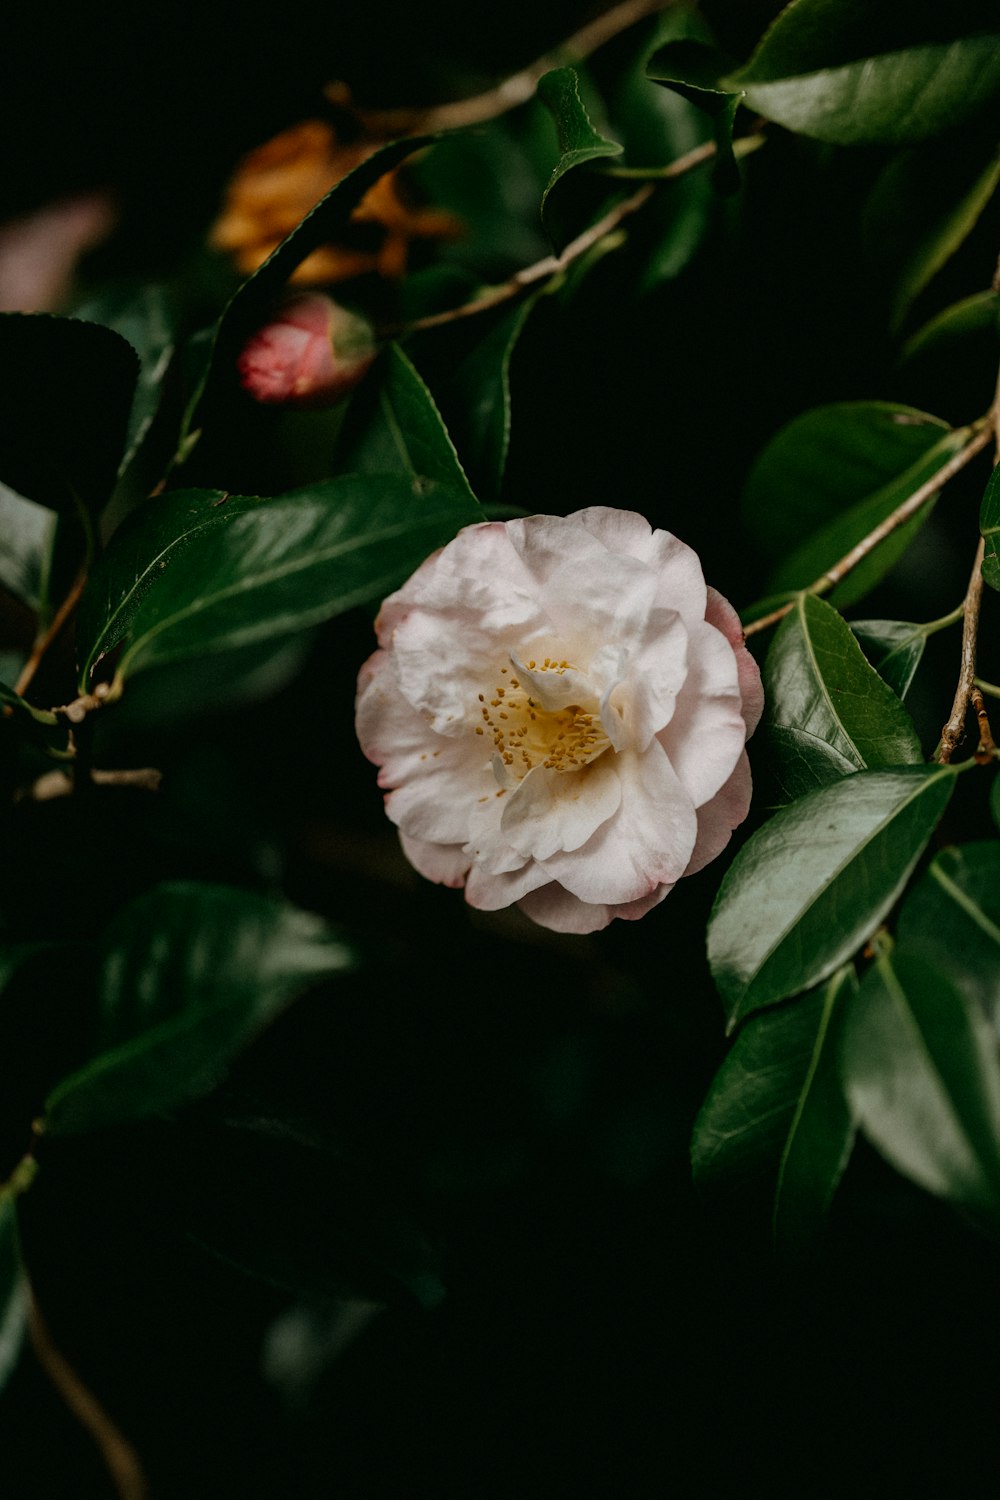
left=3, top=2, right=1000, bottom=1494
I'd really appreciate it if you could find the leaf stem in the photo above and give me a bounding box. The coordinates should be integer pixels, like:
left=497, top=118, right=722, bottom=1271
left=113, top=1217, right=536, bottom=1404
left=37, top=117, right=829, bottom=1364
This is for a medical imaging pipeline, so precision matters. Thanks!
left=13, top=567, right=87, bottom=700
left=922, top=602, right=966, bottom=635
left=344, top=0, right=677, bottom=135
left=936, top=536, right=989, bottom=763
left=599, top=130, right=766, bottom=178
left=743, top=418, right=994, bottom=639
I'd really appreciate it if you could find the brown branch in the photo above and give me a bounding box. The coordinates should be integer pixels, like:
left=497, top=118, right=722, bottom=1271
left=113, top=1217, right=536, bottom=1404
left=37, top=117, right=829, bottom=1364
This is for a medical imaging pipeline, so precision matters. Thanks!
left=29, top=1292, right=149, bottom=1500
left=13, top=568, right=87, bottom=700
left=936, top=537, right=988, bottom=763
left=743, top=419, right=995, bottom=639
left=346, top=0, right=676, bottom=136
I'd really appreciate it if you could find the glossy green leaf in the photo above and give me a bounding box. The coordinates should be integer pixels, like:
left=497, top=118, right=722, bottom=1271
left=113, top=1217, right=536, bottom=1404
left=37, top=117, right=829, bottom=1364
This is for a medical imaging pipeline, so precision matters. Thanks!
left=0, top=1195, right=27, bottom=1394
left=709, top=764, right=959, bottom=1031
left=692, top=966, right=856, bottom=1251
left=0, top=482, right=53, bottom=610
left=727, top=1, right=1000, bottom=145
left=842, top=941, right=1000, bottom=1225
left=863, top=137, right=1000, bottom=331
left=850, top=619, right=927, bottom=699
left=895, top=845, right=1000, bottom=1033
left=0, top=314, right=139, bottom=512
left=423, top=296, right=538, bottom=501
left=181, top=1111, right=444, bottom=1308
left=743, top=403, right=968, bottom=608
left=78, top=474, right=481, bottom=692
left=762, top=594, right=922, bottom=800
left=333, top=342, right=475, bottom=500
left=980, top=464, right=1000, bottom=591
left=647, top=39, right=743, bottom=192
left=44, top=883, right=356, bottom=1135
left=187, top=135, right=437, bottom=434
left=74, top=282, right=177, bottom=478
left=901, top=289, right=1000, bottom=364
left=537, top=66, right=622, bottom=251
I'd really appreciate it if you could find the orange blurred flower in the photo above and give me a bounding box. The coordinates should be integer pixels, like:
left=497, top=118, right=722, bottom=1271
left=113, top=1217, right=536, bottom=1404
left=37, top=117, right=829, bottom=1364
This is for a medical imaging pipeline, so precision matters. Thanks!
left=210, top=119, right=458, bottom=284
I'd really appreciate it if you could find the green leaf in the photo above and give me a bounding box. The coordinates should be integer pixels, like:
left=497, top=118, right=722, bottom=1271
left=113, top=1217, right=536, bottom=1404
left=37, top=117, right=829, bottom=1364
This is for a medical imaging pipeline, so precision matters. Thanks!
left=78, top=474, right=481, bottom=694
left=842, top=940, right=1000, bottom=1225
left=727, top=0, right=1000, bottom=145
left=44, top=883, right=356, bottom=1135
left=0, top=314, right=139, bottom=512
left=761, top=594, right=922, bottom=800
left=900, top=289, right=1000, bottom=364
left=850, top=619, right=927, bottom=699
left=420, top=297, right=538, bottom=501
left=708, top=764, right=959, bottom=1031
left=693, top=966, right=856, bottom=1251
left=0, top=482, right=54, bottom=610
left=895, top=844, right=1000, bottom=1033
left=863, top=136, right=1000, bottom=331
left=0, top=682, right=69, bottom=758
left=74, top=282, right=177, bottom=478
left=980, top=463, right=1000, bottom=590
left=647, top=39, right=744, bottom=191
left=0, top=1195, right=27, bottom=1394
left=537, top=66, right=622, bottom=252
left=180, top=1111, right=444, bottom=1308
left=333, top=342, right=476, bottom=500
left=742, top=402, right=969, bottom=608
left=186, top=135, right=438, bottom=435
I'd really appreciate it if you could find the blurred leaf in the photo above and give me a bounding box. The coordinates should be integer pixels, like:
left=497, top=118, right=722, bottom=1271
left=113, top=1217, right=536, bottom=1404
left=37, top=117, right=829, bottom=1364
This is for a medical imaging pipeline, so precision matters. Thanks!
left=761, top=594, right=922, bottom=801
left=980, top=463, right=1000, bottom=590
left=0, top=682, right=68, bottom=757
left=647, top=39, right=743, bottom=191
left=333, top=342, right=475, bottom=499
left=842, top=939, right=1000, bottom=1227
left=863, top=136, right=1000, bottom=331
left=0, top=1195, right=27, bottom=1394
left=0, top=314, right=138, bottom=513
left=850, top=619, right=927, bottom=699
left=181, top=1111, right=443, bottom=1307
left=727, top=0, right=1000, bottom=145
left=78, top=474, right=481, bottom=694
left=0, top=482, right=53, bottom=610
left=537, top=66, right=622, bottom=252
left=74, top=282, right=177, bottom=478
left=186, top=135, right=438, bottom=435
left=44, top=883, right=356, bottom=1135
left=709, top=764, right=959, bottom=1031
left=692, top=966, right=856, bottom=1251
left=901, top=289, right=1000, bottom=364
left=423, top=296, right=539, bottom=501
left=742, top=402, right=968, bottom=608
left=894, top=844, right=1000, bottom=1034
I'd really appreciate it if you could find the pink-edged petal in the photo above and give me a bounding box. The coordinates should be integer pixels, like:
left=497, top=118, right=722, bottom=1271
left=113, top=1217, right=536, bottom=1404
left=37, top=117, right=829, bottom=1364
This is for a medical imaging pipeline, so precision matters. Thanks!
left=516, top=878, right=673, bottom=934
left=399, top=832, right=471, bottom=888
left=540, top=742, right=697, bottom=905
left=465, top=858, right=548, bottom=911
left=656, top=618, right=745, bottom=808
left=501, top=757, right=622, bottom=861
left=574, top=508, right=708, bottom=627
left=357, top=654, right=491, bottom=845
left=683, top=751, right=753, bottom=877
left=706, top=587, right=764, bottom=736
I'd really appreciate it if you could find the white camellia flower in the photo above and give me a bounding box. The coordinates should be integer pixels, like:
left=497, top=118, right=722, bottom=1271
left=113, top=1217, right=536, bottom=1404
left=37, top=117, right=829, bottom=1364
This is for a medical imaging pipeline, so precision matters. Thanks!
left=356, top=508, right=763, bottom=934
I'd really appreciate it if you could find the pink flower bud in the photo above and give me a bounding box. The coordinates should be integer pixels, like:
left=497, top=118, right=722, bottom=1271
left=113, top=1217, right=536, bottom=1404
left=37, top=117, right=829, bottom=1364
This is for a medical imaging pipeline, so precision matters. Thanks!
left=237, top=292, right=376, bottom=409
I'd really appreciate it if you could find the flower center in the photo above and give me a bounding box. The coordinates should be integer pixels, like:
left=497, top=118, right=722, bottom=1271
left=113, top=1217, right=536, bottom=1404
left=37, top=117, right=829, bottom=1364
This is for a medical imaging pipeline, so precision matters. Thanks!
left=475, top=660, right=610, bottom=781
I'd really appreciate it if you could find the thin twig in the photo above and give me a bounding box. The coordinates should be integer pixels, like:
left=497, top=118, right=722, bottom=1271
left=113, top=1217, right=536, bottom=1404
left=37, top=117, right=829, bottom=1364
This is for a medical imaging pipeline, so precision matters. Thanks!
left=936, top=536, right=988, bottom=762
left=13, top=569, right=87, bottom=699
left=29, top=1292, right=149, bottom=1500
left=345, top=0, right=676, bottom=136
left=743, top=419, right=995, bottom=639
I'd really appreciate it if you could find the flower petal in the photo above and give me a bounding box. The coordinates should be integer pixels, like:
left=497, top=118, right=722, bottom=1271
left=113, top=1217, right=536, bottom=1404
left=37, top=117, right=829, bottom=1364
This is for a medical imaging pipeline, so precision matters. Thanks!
left=516, top=879, right=672, bottom=934
left=399, top=832, right=471, bottom=888
left=656, top=618, right=745, bottom=808
left=465, top=858, right=548, bottom=911
left=706, top=586, right=764, bottom=736
left=501, top=757, right=622, bottom=861
left=574, top=508, right=708, bottom=627
left=683, top=750, right=753, bottom=877
left=540, top=742, right=697, bottom=905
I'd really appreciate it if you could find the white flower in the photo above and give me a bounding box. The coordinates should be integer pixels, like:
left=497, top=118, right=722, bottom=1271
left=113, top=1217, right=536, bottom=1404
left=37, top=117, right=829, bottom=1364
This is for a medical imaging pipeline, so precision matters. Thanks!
left=355, top=508, right=763, bottom=934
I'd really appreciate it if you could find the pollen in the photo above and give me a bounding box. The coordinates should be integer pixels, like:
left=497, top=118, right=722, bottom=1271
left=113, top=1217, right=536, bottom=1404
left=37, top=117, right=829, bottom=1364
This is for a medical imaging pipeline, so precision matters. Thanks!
left=473, top=662, right=611, bottom=784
